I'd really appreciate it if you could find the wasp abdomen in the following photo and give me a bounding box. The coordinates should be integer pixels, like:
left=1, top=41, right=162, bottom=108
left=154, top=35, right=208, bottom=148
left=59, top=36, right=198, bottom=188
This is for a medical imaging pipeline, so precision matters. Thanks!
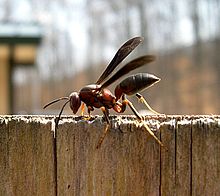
left=115, top=73, right=160, bottom=99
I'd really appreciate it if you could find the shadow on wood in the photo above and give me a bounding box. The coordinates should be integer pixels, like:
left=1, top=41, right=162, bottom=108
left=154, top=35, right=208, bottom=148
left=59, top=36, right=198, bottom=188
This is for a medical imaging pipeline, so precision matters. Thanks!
left=0, top=115, right=220, bottom=195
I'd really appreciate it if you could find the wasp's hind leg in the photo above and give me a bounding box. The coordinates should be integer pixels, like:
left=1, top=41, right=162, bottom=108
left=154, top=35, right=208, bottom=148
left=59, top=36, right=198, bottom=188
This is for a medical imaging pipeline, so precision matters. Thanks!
left=136, top=93, right=161, bottom=115
left=122, top=95, right=143, bottom=121
left=123, top=95, right=164, bottom=147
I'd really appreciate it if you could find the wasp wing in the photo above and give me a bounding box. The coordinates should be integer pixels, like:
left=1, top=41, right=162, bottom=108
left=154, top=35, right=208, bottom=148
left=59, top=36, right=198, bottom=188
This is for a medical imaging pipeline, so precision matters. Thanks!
left=96, top=36, right=144, bottom=84
left=100, top=55, right=155, bottom=89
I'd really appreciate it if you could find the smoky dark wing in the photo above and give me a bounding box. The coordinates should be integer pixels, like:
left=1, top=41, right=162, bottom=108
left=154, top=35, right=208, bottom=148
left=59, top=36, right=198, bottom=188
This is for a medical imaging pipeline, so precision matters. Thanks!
left=96, top=36, right=144, bottom=85
left=101, top=55, right=155, bottom=89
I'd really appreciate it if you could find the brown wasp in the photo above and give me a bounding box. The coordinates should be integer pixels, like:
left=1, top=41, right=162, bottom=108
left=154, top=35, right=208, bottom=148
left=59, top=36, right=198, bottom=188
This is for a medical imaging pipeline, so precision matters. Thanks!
left=44, top=36, right=164, bottom=148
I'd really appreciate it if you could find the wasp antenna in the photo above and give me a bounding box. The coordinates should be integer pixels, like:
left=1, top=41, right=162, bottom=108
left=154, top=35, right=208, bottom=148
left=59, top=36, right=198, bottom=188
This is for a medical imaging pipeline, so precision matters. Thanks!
left=55, top=100, right=70, bottom=131
left=43, top=97, right=69, bottom=109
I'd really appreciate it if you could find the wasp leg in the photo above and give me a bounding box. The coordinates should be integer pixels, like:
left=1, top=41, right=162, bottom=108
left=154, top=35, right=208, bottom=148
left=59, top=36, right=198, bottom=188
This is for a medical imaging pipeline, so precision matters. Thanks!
left=136, top=93, right=161, bottom=115
left=141, top=122, right=164, bottom=147
left=81, top=103, right=85, bottom=116
left=121, top=95, right=142, bottom=120
left=82, top=105, right=94, bottom=121
left=123, top=96, right=164, bottom=147
left=96, top=107, right=110, bottom=149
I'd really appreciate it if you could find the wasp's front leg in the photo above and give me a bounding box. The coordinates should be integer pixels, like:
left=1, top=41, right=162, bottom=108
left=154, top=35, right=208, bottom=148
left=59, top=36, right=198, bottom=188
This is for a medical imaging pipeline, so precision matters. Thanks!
left=80, top=103, right=85, bottom=116
left=81, top=105, right=94, bottom=121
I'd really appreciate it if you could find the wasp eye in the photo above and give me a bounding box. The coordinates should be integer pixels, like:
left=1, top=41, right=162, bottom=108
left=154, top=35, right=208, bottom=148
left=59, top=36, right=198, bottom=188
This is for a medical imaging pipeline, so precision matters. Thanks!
left=69, top=92, right=81, bottom=114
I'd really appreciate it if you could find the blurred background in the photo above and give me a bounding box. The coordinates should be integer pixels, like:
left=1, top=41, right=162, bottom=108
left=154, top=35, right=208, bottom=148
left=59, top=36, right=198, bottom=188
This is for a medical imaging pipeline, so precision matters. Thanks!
left=0, top=0, right=220, bottom=115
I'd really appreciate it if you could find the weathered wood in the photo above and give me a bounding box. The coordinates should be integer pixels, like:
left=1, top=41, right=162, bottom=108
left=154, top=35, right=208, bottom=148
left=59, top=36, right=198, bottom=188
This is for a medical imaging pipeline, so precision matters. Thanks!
left=56, top=116, right=161, bottom=196
left=192, top=118, right=220, bottom=195
left=0, top=116, right=56, bottom=196
left=160, top=118, right=176, bottom=195
left=175, top=118, right=192, bottom=196
left=0, top=115, right=220, bottom=196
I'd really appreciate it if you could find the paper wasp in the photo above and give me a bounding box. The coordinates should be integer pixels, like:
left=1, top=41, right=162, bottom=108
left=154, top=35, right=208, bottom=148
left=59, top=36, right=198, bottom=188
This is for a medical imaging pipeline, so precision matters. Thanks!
left=44, top=37, right=163, bottom=148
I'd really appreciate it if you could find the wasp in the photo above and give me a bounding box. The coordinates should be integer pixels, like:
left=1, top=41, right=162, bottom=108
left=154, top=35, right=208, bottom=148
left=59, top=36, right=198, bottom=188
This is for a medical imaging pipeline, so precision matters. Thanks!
left=44, top=37, right=164, bottom=148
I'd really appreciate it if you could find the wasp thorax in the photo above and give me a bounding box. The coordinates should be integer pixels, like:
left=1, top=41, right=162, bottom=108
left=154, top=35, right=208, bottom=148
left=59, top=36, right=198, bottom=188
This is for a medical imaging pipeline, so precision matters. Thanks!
left=69, top=92, right=81, bottom=114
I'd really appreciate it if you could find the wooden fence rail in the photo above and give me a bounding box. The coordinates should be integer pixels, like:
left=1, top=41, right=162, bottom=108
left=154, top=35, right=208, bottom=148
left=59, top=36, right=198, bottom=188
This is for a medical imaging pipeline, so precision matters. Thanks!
left=0, top=115, right=220, bottom=196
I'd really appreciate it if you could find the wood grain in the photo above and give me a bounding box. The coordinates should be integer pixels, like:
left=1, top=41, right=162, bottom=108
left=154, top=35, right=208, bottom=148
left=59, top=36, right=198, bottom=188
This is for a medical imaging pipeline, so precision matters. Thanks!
left=175, top=119, right=192, bottom=196
left=0, top=115, right=220, bottom=196
left=192, top=117, right=220, bottom=195
left=0, top=116, right=56, bottom=196
left=56, top=116, right=161, bottom=196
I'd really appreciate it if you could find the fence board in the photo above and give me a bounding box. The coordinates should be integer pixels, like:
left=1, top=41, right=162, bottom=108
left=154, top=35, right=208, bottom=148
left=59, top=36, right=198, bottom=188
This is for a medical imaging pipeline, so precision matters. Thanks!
left=192, top=118, right=220, bottom=195
left=56, top=116, right=161, bottom=196
left=0, top=115, right=220, bottom=196
left=160, top=118, right=176, bottom=195
left=175, top=119, right=192, bottom=196
left=0, top=117, right=9, bottom=195
left=0, top=116, right=56, bottom=196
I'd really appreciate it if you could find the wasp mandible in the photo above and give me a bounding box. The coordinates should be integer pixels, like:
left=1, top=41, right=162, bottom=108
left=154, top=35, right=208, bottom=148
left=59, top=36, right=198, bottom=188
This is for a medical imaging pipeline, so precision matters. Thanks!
left=44, top=37, right=163, bottom=148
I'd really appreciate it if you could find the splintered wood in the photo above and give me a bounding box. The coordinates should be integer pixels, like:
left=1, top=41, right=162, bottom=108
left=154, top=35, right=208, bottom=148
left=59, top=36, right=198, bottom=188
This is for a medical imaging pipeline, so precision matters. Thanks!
left=0, top=115, right=220, bottom=196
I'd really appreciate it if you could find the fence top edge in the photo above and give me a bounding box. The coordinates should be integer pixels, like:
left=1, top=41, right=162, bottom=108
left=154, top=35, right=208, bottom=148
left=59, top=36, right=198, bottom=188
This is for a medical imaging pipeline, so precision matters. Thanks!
left=0, top=114, right=219, bottom=124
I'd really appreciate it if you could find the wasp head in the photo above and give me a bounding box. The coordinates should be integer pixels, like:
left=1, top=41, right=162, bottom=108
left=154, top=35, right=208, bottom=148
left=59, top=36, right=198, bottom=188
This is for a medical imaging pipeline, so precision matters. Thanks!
left=69, top=92, right=81, bottom=114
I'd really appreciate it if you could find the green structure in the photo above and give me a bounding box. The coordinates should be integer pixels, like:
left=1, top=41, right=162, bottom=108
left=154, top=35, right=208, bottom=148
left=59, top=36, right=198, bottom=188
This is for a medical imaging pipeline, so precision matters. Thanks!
left=0, top=23, right=42, bottom=114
